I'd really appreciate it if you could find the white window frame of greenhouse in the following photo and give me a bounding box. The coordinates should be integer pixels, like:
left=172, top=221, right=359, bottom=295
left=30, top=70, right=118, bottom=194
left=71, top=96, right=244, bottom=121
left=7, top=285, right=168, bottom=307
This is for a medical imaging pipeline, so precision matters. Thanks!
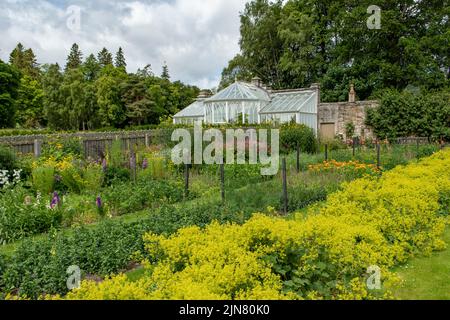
left=259, top=91, right=318, bottom=134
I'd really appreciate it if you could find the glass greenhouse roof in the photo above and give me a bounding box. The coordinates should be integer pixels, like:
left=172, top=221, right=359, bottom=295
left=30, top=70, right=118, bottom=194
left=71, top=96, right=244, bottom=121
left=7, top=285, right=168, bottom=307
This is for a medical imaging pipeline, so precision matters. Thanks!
left=205, top=82, right=271, bottom=102
left=259, top=91, right=316, bottom=114
left=173, top=99, right=205, bottom=118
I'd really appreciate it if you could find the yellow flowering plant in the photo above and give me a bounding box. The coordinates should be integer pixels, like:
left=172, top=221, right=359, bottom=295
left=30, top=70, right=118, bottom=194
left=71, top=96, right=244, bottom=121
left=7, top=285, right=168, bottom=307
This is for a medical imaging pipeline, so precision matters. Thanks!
left=62, top=150, right=450, bottom=300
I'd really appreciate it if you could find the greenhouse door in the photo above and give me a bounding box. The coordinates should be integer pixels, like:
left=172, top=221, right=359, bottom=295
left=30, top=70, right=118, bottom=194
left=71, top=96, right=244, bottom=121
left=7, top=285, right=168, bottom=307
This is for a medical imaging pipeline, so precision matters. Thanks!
left=320, top=123, right=335, bottom=141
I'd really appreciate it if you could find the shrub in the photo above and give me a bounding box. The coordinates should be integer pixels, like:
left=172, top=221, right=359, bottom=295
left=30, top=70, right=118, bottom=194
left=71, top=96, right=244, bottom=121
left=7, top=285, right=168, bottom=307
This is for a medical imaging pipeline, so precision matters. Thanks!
left=102, top=180, right=188, bottom=216
left=32, top=165, right=55, bottom=195
left=0, top=186, right=63, bottom=244
left=0, top=146, right=17, bottom=171
left=83, top=165, right=103, bottom=193
left=280, top=123, right=318, bottom=154
left=103, top=166, right=130, bottom=186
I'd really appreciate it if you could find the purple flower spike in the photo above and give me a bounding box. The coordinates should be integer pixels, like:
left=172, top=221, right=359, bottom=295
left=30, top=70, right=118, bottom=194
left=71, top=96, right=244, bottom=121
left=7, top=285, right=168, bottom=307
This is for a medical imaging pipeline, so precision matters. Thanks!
left=50, top=191, right=60, bottom=209
left=142, top=158, right=148, bottom=170
left=96, top=196, right=102, bottom=209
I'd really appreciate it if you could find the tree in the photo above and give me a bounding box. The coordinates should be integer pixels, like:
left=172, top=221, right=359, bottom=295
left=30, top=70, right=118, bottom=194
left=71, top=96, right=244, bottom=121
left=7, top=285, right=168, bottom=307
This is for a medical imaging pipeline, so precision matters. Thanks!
left=0, top=60, right=20, bottom=128
left=115, top=47, right=127, bottom=70
left=223, top=0, right=450, bottom=100
left=82, top=54, right=101, bottom=81
left=60, top=68, right=89, bottom=130
left=98, top=48, right=113, bottom=69
left=42, top=64, right=64, bottom=130
left=366, top=89, right=450, bottom=140
left=219, top=54, right=252, bottom=89
left=121, top=74, right=154, bottom=125
left=161, top=62, right=170, bottom=80
left=95, top=65, right=127, bottom=127
left=238, top=0, right=284, bottom=88
left=16, top=75, right=45, bottom=128
left=9, top=43, right=40, bottom=79
left=65, top=43, right=83, bottom=72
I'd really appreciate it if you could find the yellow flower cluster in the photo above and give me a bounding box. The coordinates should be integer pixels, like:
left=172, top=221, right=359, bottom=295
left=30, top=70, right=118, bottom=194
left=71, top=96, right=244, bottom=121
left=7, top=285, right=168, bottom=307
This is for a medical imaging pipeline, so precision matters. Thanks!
left=64, top=150, right=450, bottom=300
left=33, top=155, right=75, bottom=172
left=309, top=160, right=380, bottom=174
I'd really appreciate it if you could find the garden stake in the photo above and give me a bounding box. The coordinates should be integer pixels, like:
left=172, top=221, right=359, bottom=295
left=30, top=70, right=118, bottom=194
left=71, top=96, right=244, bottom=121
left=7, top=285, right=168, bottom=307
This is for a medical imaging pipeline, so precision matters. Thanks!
left=220, top=163, right=225, bottom=204
left=377, top=143, right=381, bottom=170
left=296, top=145, right=300, bottom=173
left=325, top=144, right=328, bottom=161
left=184, top=164, right=190, bottom=200
left=352, top=138, right=356, bottom=157
left=282, top=158, right=288, bottom=215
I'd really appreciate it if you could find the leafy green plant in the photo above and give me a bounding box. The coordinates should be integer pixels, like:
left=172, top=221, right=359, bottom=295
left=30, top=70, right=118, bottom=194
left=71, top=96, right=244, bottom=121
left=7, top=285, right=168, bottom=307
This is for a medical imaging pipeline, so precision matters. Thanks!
left=83, top=165, right=103, bottom=193
left=0, top=186, right=63, bottom=244
left=280, top=123, right=318, bottom=154
left=0, top=146, right=17, bottom=170
left=32, top=165, right=55, bottom=195
left=107, top=140, right=123, bottom=168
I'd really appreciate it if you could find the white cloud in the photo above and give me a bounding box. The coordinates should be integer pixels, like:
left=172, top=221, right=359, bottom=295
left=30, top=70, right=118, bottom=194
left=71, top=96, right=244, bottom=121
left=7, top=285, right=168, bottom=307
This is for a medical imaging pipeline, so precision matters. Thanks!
left=0, top=0, right=246, bottom=89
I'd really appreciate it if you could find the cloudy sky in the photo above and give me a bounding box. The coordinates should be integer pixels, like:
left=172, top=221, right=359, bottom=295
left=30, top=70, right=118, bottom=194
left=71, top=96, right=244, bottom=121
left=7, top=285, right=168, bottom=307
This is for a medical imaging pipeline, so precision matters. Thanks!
left=0, top=0, right=247, bottom=88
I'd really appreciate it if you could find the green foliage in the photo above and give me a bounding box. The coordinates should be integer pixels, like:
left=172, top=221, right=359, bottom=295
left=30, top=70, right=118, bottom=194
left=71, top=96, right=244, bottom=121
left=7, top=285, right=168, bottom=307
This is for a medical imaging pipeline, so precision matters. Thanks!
left=65, top=43, right=83, bottom=72
left=225, top=0, right=450, bottom=100
left=114, top=48, right=127, bottom=70
left=0, top=186, right=63, bottom=244
left=0, top=60, right=20, bottom=128
left=9, top=43, right=40, bottom=79
left=97, top=48, right=113, bottom=69
left=32, top=166, right=55, bottom=195
left=0, top=146, right=17, bottom=170
left=102, top=179, right=187, bottom=216
left=7, top=44, right=198, bottom=131
left=103, top=167, right=130, bottom=186
left=107, top=139, right=123, bottom=168
left=366, top=89, right=450, bottom=140
left=280, top=123, right=318, bottom=154
left=345, top=123, right=355, bottom=139
left=83, top=165, right=103, bottom=193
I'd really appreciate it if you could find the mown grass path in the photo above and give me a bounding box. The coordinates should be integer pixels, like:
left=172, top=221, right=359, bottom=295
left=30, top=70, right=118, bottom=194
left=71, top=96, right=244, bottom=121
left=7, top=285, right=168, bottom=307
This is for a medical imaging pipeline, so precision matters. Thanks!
left=392, top=227, right=450, bottom=300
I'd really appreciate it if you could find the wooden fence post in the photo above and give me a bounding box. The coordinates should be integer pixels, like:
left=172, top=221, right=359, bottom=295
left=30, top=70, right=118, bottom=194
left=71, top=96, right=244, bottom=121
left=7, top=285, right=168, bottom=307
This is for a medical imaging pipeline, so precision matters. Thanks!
left=184, top=164, right=190, bottom=199
left=220, top=163, right=225, bottom=204
left=145, top=134, right=150, bottom=148
left=377, top=143, right=381, bottom=170
left=34, top=139, right=41, bottom=158
left=282, top=158, right=288, bottom=215
left=416, top=138, right=420, bottom=158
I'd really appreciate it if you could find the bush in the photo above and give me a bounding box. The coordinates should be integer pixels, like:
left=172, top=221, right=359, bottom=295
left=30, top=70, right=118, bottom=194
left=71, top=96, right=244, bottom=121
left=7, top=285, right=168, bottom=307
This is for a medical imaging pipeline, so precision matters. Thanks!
left=280, top=123, right=318, bottom=154
left=366, top=89, right=450, bottom=141
left=32, top=165, right=55, bottom=195
left=0, top=186, right=63, bottom=244
left=102, top=179, right=188, bottom=216
left=0, top=146, right=17, bottom=171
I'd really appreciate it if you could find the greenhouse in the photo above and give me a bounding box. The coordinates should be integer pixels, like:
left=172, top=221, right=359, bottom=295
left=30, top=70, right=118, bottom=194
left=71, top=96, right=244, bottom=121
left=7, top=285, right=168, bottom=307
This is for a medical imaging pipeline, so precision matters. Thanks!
left=172, top=99, right=205, bottom=124
left=173, top=78, right=319, bottom=133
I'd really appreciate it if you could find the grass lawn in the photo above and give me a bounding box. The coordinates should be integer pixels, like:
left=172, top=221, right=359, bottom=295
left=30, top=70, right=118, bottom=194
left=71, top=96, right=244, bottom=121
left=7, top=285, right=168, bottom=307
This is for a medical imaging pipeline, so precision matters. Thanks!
left=392, top=227, right=450, bottom=300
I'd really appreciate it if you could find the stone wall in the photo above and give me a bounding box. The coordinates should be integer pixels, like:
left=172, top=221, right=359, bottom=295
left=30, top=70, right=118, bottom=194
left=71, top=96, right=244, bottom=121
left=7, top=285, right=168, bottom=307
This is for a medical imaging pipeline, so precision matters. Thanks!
left=318, top=100, right=379, bottom=141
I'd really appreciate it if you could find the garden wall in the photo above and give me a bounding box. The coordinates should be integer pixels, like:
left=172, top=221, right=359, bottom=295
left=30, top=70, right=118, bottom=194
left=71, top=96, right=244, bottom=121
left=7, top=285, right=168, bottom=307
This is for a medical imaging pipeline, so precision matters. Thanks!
left=319, top=100, right=379, bottom=141
left=0, top=130, right=173, bottom=159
